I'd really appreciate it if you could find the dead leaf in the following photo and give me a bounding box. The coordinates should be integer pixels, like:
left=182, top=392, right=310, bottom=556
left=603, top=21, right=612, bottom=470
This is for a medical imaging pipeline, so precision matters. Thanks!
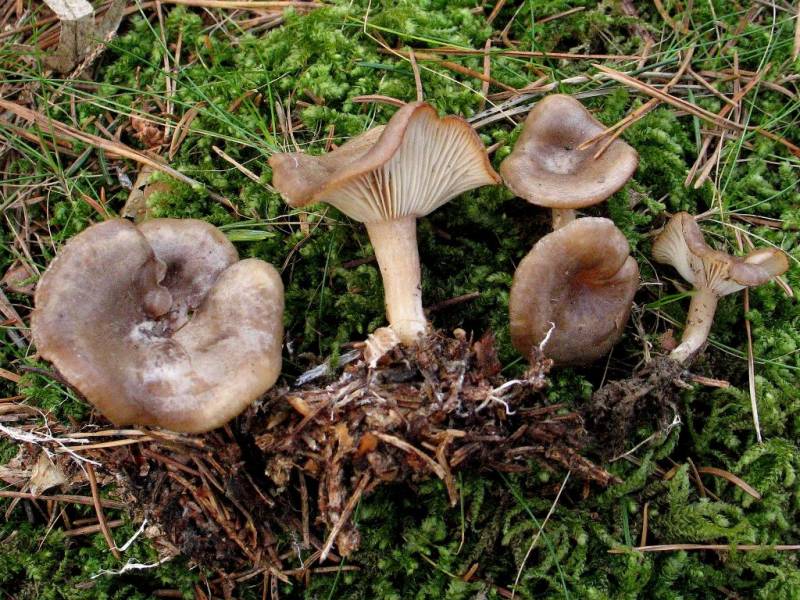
left=29, top=452, right=67, bottom=496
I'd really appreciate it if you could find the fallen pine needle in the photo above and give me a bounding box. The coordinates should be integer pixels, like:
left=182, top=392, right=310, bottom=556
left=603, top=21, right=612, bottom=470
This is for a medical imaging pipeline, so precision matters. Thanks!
left=0, top=491, right=126, bottom=509
left=87, top=463, right=121, bottom=560
left=697, top=466, right=762, bottom=500
left=609, top=543, right=800, bottom=554
left=511, top=471, right=570, bottom=600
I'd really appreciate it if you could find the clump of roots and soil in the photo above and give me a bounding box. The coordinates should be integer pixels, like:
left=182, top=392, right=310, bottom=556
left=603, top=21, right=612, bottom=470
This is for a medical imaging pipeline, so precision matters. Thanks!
left=98, top=330, right=617, bottom=574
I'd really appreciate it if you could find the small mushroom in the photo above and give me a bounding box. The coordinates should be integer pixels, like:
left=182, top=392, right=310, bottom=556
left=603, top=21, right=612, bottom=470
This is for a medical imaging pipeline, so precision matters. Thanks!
left=499, top=94, right=638, bottom=229
left=31, top=219, right=284, bottom=433
left=652, top=212, right=788, bottom=363
left=509, top=217, right=640, bottom=365
left=269, top=101, right=500, bottom=345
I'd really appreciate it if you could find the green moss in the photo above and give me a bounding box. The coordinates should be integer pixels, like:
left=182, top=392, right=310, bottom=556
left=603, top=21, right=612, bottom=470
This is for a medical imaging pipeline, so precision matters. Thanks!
left=3, top=0, right=800, bottom=597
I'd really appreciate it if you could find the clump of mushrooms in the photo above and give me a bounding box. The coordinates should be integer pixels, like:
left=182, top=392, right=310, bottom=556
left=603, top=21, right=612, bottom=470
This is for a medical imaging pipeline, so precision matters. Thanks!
left=509, top=218, right=640, bottom=365
left=269, top=101, right=500, bottom=345
left=500, top=94, right=641, bottom=364
left=652, top=212, right=789, bottom=363
left=31, top=219, right=284, bottom=433
left=499, top=94, right=638, bottom=230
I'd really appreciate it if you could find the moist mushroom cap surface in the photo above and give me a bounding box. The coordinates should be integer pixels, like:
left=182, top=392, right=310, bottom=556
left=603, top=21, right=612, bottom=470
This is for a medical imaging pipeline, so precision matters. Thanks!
left=509, top=217, right=640, bottom=365
left=269, top=101, right=500, bottom=223
left=499, top=94, right=639, bottom=209
left=31, top=219, right=284, bottom=433
left=138, top=218, right=239, bottom=329
left=652, top=212, right=789, bottom=296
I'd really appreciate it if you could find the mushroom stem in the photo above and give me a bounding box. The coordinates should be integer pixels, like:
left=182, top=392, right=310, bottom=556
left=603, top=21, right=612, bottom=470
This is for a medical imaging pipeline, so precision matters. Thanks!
left=671, top=287, right=719, bottom=364
left=551, top=208, right=576, bottom=230
left=365, top=216, right=427, bottom=345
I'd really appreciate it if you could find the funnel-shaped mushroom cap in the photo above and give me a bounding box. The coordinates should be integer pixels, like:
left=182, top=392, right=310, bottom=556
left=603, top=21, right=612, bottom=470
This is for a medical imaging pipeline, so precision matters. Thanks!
left=31, top=219, right=284, bottom=433
left=652, top=212, right=789, bottom=296
left=269, top=101, right=500, bottom=223
left=499, top=94, right=638, bottom=209
left=509, top=217, right=639, bottom=365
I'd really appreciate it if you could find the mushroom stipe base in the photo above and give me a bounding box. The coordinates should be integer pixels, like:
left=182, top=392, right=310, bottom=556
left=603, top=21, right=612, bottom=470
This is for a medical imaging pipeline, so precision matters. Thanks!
left=100, top=331, right=616, bottom=573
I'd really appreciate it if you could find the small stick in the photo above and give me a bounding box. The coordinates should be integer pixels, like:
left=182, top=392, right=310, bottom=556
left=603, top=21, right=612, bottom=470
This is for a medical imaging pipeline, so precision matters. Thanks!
left=485, top=0, right=506, bottom=25
left=319, top=473, right=370, bottom=562
left=793, top=1, right=800, bottom=61
left=158, top=0, right=320, bottom=8
left=86, top=463, right=121, bottom=560
left=386, top=49, right=517, bottom=93
left=56, top=437, right=154, bottom=452
left=479, top=38, right=491, bottom=111
left=374, top=432, right=447, bottom=480
left=64, top=519, right=125, bottom=538
left=425, top=291, right=480, bottom=314
left=609, top=544, right=800, bottom=554
left=418, top=47, right=640, bottom=61
left=212, top=145, right=261, bottom=184
left=0, top=491, right=126, bottom=509
left=408, top=48, right=423, bottom=102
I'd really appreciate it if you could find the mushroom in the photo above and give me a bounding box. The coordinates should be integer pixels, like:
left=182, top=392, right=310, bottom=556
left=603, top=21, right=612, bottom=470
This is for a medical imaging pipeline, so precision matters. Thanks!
left=499, top=94, right=638, bottom=229
left=652, top=212, right=788, bottom=363
left=269, top=101, right=500, bottom=345
left=509, top=217, right=640, bottom=365
left=31, top=219, right=284, bottom=433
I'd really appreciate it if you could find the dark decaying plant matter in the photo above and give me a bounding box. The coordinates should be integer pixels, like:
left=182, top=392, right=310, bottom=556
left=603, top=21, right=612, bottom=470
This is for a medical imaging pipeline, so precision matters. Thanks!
left=103, top=331, right=614, bottom=572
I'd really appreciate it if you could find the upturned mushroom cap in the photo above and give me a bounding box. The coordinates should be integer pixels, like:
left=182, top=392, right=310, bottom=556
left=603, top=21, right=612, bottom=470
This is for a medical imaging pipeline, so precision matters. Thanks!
left=269, top=101, right=500, bottom=223
left=31, top=219, right=284, bottom=433
left=509, top=217, right=639, bottom=365
left=652, top=212, right=789, bottom=296
left=499, top=94, right=639, bottom=209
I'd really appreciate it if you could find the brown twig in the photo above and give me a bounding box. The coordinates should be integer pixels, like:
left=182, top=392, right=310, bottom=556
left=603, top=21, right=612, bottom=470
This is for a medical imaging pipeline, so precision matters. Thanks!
left=0, top=491, right=126, bottom=509
left=86, top=463, right=121, bottom=560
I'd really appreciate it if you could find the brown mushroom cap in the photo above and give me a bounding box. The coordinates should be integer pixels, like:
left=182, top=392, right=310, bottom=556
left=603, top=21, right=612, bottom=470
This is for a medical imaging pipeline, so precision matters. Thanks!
left=499, top=94, right=639, bottom=209
left=138, top=218, right=238, bottom=329
left=509, top=217, right=639, bottom=365
left=652, top=212, right=789, bottom=296
left=31, top=219, right=283, bottom=433
left=269, top=101, right=500, bottom=223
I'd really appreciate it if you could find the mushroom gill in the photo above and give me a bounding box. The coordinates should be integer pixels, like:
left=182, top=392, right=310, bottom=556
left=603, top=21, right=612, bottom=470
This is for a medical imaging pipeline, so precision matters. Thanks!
left=269, top=101, right=500, bottom=344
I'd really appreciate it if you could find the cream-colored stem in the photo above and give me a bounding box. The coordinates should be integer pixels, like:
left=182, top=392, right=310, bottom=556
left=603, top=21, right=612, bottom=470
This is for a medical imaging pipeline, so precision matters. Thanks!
left=365, top=216, right=427, bottom=345
left=551, top=208, right=576, bottom=230
left=670, top=287, right=719, bottom=364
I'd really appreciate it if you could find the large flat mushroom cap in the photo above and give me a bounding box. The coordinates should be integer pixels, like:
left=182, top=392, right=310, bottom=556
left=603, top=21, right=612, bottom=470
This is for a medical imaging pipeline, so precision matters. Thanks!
left=269, top=101, right=500, bottom=223
left=31, top=219, right=284, bottom=433
left=499, top=94, right=639, bottom=209
left=509, top=217, right=639, bottom=365
left=652, top=212, right=789, bottom=296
